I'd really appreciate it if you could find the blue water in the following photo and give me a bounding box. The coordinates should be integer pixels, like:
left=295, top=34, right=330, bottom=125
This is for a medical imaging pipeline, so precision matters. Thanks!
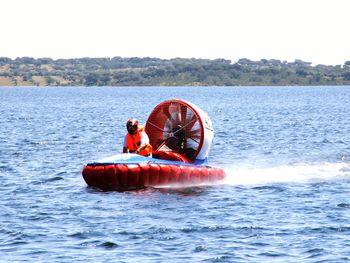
left=1, top=86, right=350, bottom=262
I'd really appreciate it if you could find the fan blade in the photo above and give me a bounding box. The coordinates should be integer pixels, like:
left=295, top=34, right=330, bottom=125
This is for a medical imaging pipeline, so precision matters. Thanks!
left=188, top=135, right=201, bottom=141
left=162, top=104, right=172, bottom=120
left=187, top=137, right=200, bottom=144
left=186, top=114, right=198, bottom=131
left=163, top=105, right=176, bottom=127
left=189, top=128, right=201, bottom=135
left=163, top=104, right=180, bottom=128
left=180, top=105, right=188, bottom=126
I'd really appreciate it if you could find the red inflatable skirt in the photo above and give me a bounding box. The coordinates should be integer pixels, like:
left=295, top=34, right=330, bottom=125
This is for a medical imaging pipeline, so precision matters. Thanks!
left=82, top=163, right=225, bottom=191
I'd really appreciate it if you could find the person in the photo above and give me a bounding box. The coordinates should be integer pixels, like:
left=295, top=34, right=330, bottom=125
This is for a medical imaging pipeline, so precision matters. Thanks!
left=123, top=118, right=152, bottom=156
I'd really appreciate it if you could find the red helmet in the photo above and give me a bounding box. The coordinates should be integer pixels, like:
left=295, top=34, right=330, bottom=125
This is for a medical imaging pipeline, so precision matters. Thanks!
left=126, top=118, right=138, bottom=135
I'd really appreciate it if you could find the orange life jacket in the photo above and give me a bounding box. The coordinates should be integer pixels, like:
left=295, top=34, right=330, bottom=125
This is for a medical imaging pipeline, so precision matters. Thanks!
left=126, top=126, right=152, bottom=156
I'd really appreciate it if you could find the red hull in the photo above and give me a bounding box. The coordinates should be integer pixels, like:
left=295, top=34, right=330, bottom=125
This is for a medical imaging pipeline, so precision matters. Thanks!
left=82, top=163, right=225, bottom=191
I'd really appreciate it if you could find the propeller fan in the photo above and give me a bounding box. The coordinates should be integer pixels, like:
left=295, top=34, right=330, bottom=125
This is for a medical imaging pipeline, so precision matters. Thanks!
left=145, top=99, right=213, bottom=161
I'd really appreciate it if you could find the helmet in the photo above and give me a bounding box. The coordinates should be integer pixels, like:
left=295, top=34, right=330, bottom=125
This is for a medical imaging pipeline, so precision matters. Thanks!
left=126, top=118, right=138, bottom=135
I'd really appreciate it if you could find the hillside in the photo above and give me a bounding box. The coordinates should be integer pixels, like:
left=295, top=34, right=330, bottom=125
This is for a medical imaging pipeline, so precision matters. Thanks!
left=1, top=57, right=350, bottom=86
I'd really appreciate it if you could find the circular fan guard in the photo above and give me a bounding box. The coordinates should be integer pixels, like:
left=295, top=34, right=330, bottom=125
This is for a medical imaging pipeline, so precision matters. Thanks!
left=145, top=99, right=211, bottom=161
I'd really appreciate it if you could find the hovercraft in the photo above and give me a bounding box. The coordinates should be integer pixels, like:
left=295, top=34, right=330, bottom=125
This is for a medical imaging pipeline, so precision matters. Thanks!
left=82, top=99, right=225, bottom=190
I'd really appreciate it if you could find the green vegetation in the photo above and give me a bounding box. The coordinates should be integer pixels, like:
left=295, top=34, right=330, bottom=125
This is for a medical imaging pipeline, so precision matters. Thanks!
left=1, top=56, right=350, bottom=86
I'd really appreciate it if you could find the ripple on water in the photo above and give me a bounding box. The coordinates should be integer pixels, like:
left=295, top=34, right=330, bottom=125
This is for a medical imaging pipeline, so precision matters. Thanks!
left=337, top=203, right=350, bottom=208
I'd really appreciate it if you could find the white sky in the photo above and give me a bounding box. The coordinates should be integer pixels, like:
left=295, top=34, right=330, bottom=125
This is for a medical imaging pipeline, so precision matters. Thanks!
left=1, top=0, right=350, bottom=65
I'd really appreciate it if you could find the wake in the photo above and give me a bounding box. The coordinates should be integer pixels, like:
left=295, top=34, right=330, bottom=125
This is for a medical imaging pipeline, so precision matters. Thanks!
left=222, top=162, right=350, bottom=186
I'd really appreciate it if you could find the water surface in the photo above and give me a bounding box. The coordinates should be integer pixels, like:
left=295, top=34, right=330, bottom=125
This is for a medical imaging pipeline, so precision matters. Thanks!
left=1, top=86, right=350, bottom=262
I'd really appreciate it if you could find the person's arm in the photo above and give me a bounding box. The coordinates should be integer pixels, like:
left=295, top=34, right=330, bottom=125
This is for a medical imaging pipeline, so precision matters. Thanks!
left=122, top=135, right=128, bottom=153
left=135, top=144, right=147, bottom=154
left=135, top=131, right=149, bottom=154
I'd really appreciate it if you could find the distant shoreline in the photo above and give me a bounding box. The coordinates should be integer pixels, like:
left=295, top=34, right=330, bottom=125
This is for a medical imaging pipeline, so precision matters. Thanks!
left=1, top=57, right=350, bottom=86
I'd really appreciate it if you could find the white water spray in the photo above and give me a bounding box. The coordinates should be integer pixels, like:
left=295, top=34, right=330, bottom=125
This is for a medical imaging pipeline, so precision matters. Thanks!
left=223, top=162, right=350, bottom=186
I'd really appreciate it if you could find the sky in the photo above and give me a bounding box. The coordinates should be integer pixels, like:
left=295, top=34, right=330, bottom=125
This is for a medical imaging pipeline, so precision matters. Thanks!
left=1, top=0, right=350, bottom=65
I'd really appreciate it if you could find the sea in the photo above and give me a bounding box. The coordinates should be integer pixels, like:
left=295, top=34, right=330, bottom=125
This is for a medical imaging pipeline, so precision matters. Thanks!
left=1, top=86, right=350, bottom=262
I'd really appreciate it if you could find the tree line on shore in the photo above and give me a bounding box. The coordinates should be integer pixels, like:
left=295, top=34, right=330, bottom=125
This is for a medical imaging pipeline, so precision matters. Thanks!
left=1, top=56, right=350, bottom=86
